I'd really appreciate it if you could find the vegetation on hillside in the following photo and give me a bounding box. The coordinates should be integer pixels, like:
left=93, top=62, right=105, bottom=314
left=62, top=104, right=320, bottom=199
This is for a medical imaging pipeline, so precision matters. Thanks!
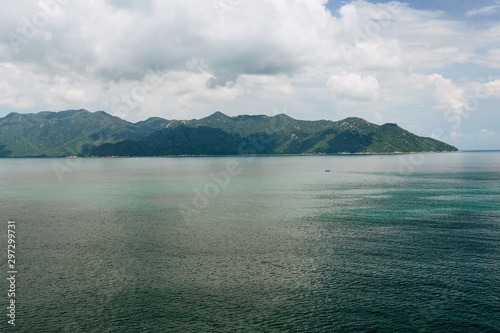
left=0, top=110, right=458, bottom=157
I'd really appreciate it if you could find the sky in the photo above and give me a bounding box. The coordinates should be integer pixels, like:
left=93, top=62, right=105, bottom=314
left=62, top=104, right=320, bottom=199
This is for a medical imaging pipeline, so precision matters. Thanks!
left=1, top=0, right=500, bottom=150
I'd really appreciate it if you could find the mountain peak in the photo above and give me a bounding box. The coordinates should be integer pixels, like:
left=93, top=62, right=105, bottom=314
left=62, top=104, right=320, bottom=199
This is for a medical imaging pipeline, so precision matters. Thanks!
left=5, top=112, right=20, bottom=118
left=42, top=109, right=90, bottom=120
left=206, top=111, right=230, bottom=119
left=342, top=116, right=372, bottom=124
left=273, top=113, right=294, bottom=120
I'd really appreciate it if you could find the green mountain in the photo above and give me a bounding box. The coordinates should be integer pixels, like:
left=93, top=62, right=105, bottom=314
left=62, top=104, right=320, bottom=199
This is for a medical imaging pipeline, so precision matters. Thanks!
left=0, top=110, right=458, bottom=157
left=91, top=111, right=458, bottom=156
left=0, top=109, right=170, bottom=157
left=92, top=124, right=244, bottom=156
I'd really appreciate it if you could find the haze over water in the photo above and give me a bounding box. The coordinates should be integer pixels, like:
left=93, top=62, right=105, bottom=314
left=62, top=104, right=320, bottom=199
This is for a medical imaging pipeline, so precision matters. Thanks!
left=1, top=152, right=499, bottom=332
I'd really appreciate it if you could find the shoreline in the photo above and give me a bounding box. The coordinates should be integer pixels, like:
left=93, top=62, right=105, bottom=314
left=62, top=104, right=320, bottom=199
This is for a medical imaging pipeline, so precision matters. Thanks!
left=0, top=150, right=473, bottom=159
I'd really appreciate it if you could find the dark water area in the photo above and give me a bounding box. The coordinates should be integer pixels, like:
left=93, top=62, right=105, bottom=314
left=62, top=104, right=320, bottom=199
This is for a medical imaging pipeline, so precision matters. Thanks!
left=1, top=152, right=499, bottom=332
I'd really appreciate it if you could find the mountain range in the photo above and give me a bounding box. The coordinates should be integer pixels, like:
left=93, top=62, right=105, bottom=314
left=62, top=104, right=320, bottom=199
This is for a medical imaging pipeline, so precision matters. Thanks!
left=0, top=109, right=458, bottom=157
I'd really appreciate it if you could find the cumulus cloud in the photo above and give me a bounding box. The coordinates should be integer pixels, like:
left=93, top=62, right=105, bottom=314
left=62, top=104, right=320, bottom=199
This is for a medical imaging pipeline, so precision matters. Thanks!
left=327, top=72, right=379, bottom=101
left=428, top=74, right=465, bottom=113
left=0, top=0, right=493, bottom=110
left=483, top=79, right=500, bottom=97
left=106, top=69, right=243, bottom=121
left=0, top=63, right=35, bottom=108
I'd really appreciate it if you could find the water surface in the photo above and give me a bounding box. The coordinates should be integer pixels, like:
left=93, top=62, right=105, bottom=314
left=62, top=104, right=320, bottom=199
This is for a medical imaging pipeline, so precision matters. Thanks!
left=1, top=152, right=499, bottom=332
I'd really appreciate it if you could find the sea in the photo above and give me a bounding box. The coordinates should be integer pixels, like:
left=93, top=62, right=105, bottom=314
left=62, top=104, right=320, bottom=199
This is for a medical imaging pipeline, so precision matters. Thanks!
left=1, top=151, right=499, bottom=332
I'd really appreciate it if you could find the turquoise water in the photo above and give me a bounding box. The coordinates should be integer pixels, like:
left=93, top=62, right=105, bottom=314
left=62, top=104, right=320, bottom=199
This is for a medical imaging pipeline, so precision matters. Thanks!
left=1, top=152, right=499, bottom=332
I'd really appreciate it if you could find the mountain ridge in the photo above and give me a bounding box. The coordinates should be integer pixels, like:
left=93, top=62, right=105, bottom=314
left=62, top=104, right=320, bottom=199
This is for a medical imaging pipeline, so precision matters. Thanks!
left=0, top=109, right=459, bottom=157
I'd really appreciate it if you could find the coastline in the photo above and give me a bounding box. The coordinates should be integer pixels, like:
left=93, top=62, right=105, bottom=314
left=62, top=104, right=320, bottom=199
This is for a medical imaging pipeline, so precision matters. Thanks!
left=0, top=150, right=466, bottom=158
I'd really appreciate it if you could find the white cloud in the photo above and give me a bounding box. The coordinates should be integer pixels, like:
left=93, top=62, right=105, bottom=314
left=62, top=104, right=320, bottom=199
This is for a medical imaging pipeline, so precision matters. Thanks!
left=428, top=74, right=465, bottom=113
left=327, top=72, right=379, bottom=101
left=479, top=128, right=497, bottom=137
left=450, top=130, right=464, bottom=139
left=465, top=5, right=499, bottom=18
left=483, top=79, right=500, bottom=97
left=43, top=74, right=102, bottom=109
left=476, top=49, right=500, bottom=68
left=0, top=63, right=34, bottom=108
left=238, top=75, right=295, bottom=96
left=0, top=0, right=493, bottom=112
left=106, top=70, right=243, bottom=121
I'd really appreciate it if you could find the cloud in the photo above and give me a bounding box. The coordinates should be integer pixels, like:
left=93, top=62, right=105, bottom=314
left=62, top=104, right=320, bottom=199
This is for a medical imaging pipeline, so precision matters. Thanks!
left=327, top=72, right=379, bottom=101
left=428, top=74, right=465, bottom=113
left=479, top=128, right=497, bottom=137
left=475, top=48, right=500, bottom=68
left=483, top=79, right=500, bottom=97
left=0, top=0, right=492, bottom=106
left=106, top=70, right=243, bottom=121
left=465, top=5, right=499, bottom=18
left=0, top=63, right=34, bottom=108
left=475, top=128, right=500, bottom=149
left=238, top=74, right=295, bottom=96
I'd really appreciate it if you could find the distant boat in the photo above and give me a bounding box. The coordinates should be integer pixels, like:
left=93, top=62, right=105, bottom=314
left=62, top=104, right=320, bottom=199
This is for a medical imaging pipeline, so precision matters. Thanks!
left=325, top=170, right=331, bottom=172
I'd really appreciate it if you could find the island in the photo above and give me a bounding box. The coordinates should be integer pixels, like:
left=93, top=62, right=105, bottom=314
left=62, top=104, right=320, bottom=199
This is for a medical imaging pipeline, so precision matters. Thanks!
left=0, top=109, right=458, bottom=157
